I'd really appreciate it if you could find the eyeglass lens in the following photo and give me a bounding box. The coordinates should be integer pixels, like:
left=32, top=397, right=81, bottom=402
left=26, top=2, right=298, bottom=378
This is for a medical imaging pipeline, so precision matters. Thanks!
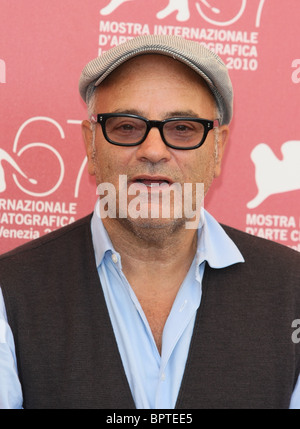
left=105, top=116, right=206, bottom=148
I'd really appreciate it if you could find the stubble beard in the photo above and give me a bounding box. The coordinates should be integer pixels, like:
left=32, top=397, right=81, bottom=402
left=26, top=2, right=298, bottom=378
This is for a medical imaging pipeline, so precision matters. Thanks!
left=115, top=214, right=188, bottom=247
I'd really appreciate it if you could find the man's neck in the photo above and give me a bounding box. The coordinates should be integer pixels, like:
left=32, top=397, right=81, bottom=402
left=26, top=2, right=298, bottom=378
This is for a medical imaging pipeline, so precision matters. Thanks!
left=102, top=217, right=198, bottom=293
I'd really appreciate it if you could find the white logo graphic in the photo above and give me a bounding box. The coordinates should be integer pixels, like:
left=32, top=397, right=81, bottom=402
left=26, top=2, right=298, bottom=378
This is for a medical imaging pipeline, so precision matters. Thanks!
left=247, top=141, right=300, bottom=209
left=101, top=0, right=134, bottom=15
left=0, top=59, right=6, bottom=83
left=100, top=0, right=266, bottom=27
left=0, top=117, right=91, bottom=199
left=0, top=117, right=65, bottom=197
left=156, top=0, right=191, bottom=22
left=0, top=149, right=37, bottom=192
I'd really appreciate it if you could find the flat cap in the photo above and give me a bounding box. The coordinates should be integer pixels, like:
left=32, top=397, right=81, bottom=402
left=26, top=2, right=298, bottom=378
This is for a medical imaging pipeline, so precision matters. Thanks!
left=79, top=34, right=233, bottom=124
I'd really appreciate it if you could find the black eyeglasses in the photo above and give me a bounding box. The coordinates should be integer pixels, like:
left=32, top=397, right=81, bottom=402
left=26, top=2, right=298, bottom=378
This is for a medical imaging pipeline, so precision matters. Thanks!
left=91, top=113, right=219, bottom=150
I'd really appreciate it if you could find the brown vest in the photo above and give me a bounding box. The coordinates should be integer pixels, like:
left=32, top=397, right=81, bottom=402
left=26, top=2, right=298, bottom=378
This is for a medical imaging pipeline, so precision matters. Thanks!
left=0, top=215, right=299, bottom=409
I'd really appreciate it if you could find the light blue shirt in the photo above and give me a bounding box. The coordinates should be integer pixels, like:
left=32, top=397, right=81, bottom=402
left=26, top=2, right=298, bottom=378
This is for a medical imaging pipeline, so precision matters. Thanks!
left=92, top=203, right=245, bottom=409
left=0, top=203, right=300, bottom=409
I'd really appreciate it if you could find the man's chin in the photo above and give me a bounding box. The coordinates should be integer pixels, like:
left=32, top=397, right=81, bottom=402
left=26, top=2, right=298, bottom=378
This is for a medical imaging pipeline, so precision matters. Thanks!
left=116, top=215, right=188, bottom=242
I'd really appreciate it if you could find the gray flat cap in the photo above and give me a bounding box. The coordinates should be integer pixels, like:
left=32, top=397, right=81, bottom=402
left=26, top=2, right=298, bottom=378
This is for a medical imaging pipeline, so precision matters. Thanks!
left=79, top=34, right=233, bottom=124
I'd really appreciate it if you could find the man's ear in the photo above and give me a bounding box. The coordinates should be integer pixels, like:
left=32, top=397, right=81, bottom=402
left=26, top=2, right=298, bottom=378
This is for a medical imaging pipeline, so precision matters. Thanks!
left=214, top=125, right=230, bottom=178
left=82, top=120, right=96, bottom=176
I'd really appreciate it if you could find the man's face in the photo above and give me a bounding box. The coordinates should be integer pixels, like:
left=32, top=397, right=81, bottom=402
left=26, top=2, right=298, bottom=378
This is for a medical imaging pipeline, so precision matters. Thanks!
left=82, top=54, right=229, bottom=231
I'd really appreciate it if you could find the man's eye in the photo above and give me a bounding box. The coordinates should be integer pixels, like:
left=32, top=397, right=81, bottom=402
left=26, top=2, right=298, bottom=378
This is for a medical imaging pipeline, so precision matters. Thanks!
left=113, top=120, right=144, bottom=132
left=119, top=124, right=135, bottom=131
left=170, top=123, right=196, bottom=134
left=111, top=122, right=137, bottom=134
left=175, top=125, right=191, bottom=132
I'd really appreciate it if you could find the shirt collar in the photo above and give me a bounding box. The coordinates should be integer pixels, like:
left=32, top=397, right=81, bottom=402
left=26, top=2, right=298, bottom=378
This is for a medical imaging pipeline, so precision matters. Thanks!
left=196, top=209, right=245, bottom=268
left=91, top=199, right=244, bottom=269
left=91, top=200, right=115, bottom=267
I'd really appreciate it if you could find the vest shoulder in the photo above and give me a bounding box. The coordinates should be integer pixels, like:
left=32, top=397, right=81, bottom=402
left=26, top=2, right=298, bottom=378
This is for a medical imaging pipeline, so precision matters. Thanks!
left=222, top=223, right=300, bottom=262
left=0, top=214, right=93, bottom=263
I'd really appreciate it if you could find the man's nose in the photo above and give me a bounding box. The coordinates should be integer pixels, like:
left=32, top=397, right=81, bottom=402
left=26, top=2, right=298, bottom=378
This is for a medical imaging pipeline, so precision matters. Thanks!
left=135, top=128, right=172, bottom=163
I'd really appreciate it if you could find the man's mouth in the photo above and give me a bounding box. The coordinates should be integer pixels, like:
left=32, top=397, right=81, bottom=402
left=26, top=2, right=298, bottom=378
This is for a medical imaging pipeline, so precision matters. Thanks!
left=131, top=176, right=173, bottom=188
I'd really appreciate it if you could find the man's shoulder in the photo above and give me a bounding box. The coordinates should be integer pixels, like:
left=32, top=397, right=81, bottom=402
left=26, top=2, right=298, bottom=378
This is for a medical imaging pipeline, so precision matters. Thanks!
left=0, top=214, right=93, bottom=264
left=222, top=223, right=300, bottom=264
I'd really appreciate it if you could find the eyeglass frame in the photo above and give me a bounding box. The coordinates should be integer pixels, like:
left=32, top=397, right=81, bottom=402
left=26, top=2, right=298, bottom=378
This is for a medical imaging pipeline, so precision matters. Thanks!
left=90, top=113, right=220, bottom=150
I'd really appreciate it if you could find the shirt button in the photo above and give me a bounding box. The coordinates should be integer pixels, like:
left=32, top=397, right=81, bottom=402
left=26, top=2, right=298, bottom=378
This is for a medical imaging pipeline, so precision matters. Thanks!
left=179, top=300, right=188, bottom=312
left=161, top=373, right=166, bottom=381
left=111, top=253, right=118, bottom=264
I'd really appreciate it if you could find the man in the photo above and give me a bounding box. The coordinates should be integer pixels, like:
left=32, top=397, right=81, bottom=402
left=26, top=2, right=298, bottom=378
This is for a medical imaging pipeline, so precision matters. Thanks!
left=0, top=35, right=299, bottom=409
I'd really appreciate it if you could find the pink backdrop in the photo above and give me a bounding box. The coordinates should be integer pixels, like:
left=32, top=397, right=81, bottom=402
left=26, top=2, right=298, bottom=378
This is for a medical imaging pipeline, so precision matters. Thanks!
left=1, top=0, right=300, bottom=254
